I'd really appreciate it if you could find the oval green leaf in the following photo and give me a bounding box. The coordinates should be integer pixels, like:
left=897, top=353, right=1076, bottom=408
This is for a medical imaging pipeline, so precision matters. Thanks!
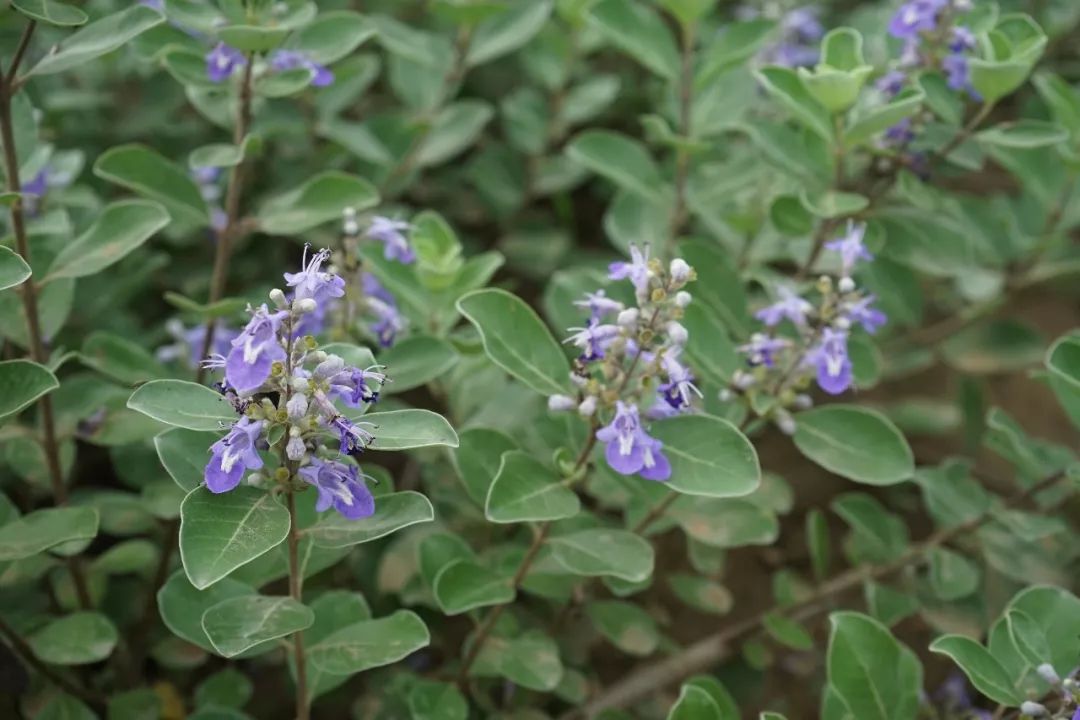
left=127, top=380, right=236, bottom=431
left=793, top=405, right=914, bottom=485
left=306, top=491, right=434, bottom=548
left=652, top=414, right=761, bottom=498
left=202, top=595, right=314, bottom=658
left=485, top=450, right=580, bottom=523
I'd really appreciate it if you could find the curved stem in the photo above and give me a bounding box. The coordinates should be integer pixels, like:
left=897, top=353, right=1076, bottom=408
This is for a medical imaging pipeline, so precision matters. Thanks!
left=566, top=470, right=1068, bottom=718
left=196, top=53, right=256, bottom=384
left=1, top=22, right=92, bottom=611
left=935, top=101, right=993, bottom=162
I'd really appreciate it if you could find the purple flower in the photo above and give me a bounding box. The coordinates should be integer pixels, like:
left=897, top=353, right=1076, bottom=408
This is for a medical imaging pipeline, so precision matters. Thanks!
left=608, top=245, right=652, bottom=297
left=824, top=222, right=872, bottom=276
left=330, top=416, right=376, bottom=456
left=755, top=286, right=812, bottom=327
left=366, top=217, right=415, bottom=264
left=565, top=319, right=620, bottom=362
left=205, top=417, right=264, bottom=493
left=285, top=247, right=345, bottom=309
left=226, top=305, right=288, bottom=392
left=659, top=350, right=700, bottom=410
left=574, top=290, right=624, bottom=321
left=738, top=333, right=790, bottom=368
left=888, top=0, right=946, bottom=39
left=949, top=26, right=976, bottom=52
left=596, top=402, right=671, bottom=481
left=362, top=273, right=405, bottom=347
left=943, top=53, right=976, bottom=96
left=298, top=458, right=374, bottom=520
left=269, top=49, right=334, bottom=87
left=756, top=6, right=823, bottom=67
left=876, top=70, right=907, bottom=96
left=1072, top=708, right=1080, bottom=720
left=157, top=319, right=239, bottom=368
left=844, top=296, right=887, bottom=334
left=883, top=118, right=917, bottom=147
left=328, top=365, right=386, bottom=407
left=206, top=43, right=245, bottom=83
left=807, top=327, right=852, bottom=395
left=782, top=7, right=824, bottom=43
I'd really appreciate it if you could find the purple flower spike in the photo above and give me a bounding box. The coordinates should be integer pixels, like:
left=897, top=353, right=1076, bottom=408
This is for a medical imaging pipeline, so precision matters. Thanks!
left=284, top=247, right=345, bottom=308
left=808, top=327, right=852, bottom=395
left=269, top=49, right=334, bottom=87
left=755, top=286, right=812, bottom=328
left=943, top=53, right=976, bottom=96
left=205, top=417, right=264, bottom=493
left=206, top=43, right=245, bottom=83
left=225, top=304, right=288, bottom=392
left=596, top=401, right=671, bottom=481
left=367, top=216, right=415, bottom=264
left=565, top=319, right=620, bottom=362
left=298, top=458, right=374, bottom=520
left=824, top=222, right=872, bottom=276
left=608, top=245, right=652, bottom=297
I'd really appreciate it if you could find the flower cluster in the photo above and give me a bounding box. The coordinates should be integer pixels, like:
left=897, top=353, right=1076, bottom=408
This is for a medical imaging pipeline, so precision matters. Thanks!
left=730, top=222, right=887, bottom=433
left=548, top=247, right=699, bottom=482
left=206, top=44, right=333, bottom=87
left=200, top=250, right=387, bottom=520
left=740, top=5, right=824, bottom=68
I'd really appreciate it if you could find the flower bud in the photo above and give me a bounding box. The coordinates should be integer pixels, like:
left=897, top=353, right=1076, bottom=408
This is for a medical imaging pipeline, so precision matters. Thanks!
left=308, top=351, right=327, bottom=364
left=718, top=388, right=733, bottom=402
left=834, top=315, right=851, bottom=330
left=1020, top=701, right=1048, bottom=717
left=793, top=394, right=813, bottom=410
left=669, top=258, right=692, bottom=283
left=1036, top=663, right=1060, bottom=685
left=286, top=393, right=308, bottom=419
left=776, top=411, right=797, bottom=436
left=578, top=396, right=597, bottom=417
left=286, top=434, right=306, bottom=461
left=733, top=370, right=756, bottom=390
left=570, top=372, right=588, bottom=388
left=548, top=394, right=576, bottom=412
left=667, top=321, right=689, bottom=346
left=291, top=375, right=309, bottom=393
left=343, top=207, right=359, bottom=236
left=617, top=308, right=639, bottom=328
left=269, top=288, right=288, bottom=308
left=314, top=355, right=344, bottom=378
left=675, top=291, right=692, bottom=308
left=295, top=298, right=318, bottom=314
left=838, top=276, right=855, bottom=293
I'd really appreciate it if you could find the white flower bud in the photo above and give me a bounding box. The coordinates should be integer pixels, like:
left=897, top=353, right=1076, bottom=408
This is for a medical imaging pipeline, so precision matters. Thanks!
left=314, top=355, right=344, bottom=378
left=733, top=370, right=756, bottom=390
left=669, top=258, right=692, bottom=283
left=245, top=472, right=265, bottom=487
left=776, top=412, right=797, bottom=436
left=1020, top=701, right=1048, bottom=717
left=838, top=276, right=855, bottom=293
left=1036, top=663, right=1060, bottom=685
left=667, top=321, right=689, bottom=346
left=548, top=394, right=576, bottom=412
left=308, top=351, right=327, bottom=364
left=834, top=316, right=851, bottom=330
left=343, top=207, right=359, bottom=236
left=269, top=288, right=288, bottom=308
left=718, top=389, right=733, bottom=402
left=286, top=434, right=306, bottom=461
left=294, top=298, right=318, bottom=314
left=953, top=0, right=972, bottom=10
left=286, top=393, right=308, bottom=419
left=569, top=372, right=588, bottom=388
left=793, top=394, right=813, bottom=410
left=675, top=291, right=692, bottom=308
left=578, top=396, right=597, bottom=417
left=617, top=308, right=640, bottom=328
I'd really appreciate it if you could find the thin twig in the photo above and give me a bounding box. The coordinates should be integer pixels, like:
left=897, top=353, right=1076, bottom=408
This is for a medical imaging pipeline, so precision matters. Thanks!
left=0, top=616, right=106, bottom=712
left=196, top=52, right=256, bottom=384
left=1, top=24, right=93, bottom=611
left=934, top=102, right=993, bottom=163
left=566, top=470, right=1068, bottom=718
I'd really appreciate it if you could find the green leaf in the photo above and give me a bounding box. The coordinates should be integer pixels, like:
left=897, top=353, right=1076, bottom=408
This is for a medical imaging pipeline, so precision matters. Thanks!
left=452, top=428, right=518, bottom=506
left=433, top=560, right=515, bottom=615
left=683, top=676, right=738, bottom=718
left=929, top=635, right=1022, bottom=705
left=378, top=336, right=458, bottom=394
left=1004, top=585, right=1080, bottom=675
left=1045, top=334, right=1080, bottom=430
left=158, top=571, right=255, bottom=654
left=928, top=548, right=980, bottom=601
left=195, top=668, right=253, bottom=709
left=681, top=303, right=740, bottom=383
left=155, top=428, right=216, bottom=492
left=566, top=130, right=666, bottom=201
left=485, top=450, right=580, bottom=523
left=0, top=506, right=98, bottom=561
left=306, top=491, right=434, bottom=548
left=45, top=200, right=169, bottom=281
left=864, top=581, right=918, bottom=627
left=799, top=189, right=869, bottom=219
left=11, top=0, right=88, bottom=26
left=359, top=409, right=458, bottom=451
left=586, top=0, right=680, bottom=80
left=671, top=498, right=779, bottom=549
left=287, top=11, right=375, bottom=64
left=416, top=101, right=494, bottom=167
left=25, top=5, right=164, bottom=76
left=0, top=246, right=31, bottom=291
left=977, top=120, right=1068, bottom=148
left=467, top=1, right=553, bottom=67
left=94, top=144, right=207, bottom=227
left=307, top=610, right=429, bottom=674
left=29, top=612, right=117, bottom=665
left=79, top=331, right=166, bottom=385
left=586, top=600, right=660, bottom=656
left=179, top=487, right=290, bottom=590
left=37, top=694, right=96, bottom=720
left=202, top=595, right=314, bottom=658
left=755, top=66, right=833, bottom=141
left=652, top=414, right=760, bottom=498
left=471, top=630, right=562, bottom=690
left=807, top=509, right=830, bottom=581
left=320, top=343, right=377, bottom=371
left=549, top=528, right=654, bottom=582
left=667, top=574, right=732, bottom=615
left=667, top=685, right=722, bottom=720
left=0, top=359, right=58, bottom=422
left=793, top=406, right=914, bottom=485
left=127, top=380, right=236, bottom=431
left=408, top=681, right=468, bottom=720
left=826, top=611, right=923, bottom=720
left=845, top=88, right=925, bottom=146
left=257, top=171, right=379, bottom=235
left=189, top=138, right=256, bottom=170
left=697, top=19, right=774, bottom=83
left=1004, top=609, right=1051, bottom=668
left=763, top=613, right=813, bottom=651
left=457, top=289, right=572, bottom=396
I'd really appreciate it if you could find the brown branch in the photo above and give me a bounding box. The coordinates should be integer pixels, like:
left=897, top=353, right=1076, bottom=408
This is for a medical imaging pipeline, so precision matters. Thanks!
left=0, top=616, right=106, bottom=711
left=566, top=470, right=1068, bottom=718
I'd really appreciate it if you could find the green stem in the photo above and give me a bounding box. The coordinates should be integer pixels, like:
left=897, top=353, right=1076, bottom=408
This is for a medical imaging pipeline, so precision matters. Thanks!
left=663, top=19, right=696, bottom=259
left=286, top=490, right=310, bottom=720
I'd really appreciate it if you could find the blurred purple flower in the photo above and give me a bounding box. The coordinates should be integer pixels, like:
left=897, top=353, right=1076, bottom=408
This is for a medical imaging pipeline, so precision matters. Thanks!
left=206, top=43, right=245, bottom=83
left=824, top=222, right=872, bottom=276
left=756, top=286, right=812, bottom=327
left=366, top=216, right=415, bottom=264
left=269, top=49, right=334, bottom=87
